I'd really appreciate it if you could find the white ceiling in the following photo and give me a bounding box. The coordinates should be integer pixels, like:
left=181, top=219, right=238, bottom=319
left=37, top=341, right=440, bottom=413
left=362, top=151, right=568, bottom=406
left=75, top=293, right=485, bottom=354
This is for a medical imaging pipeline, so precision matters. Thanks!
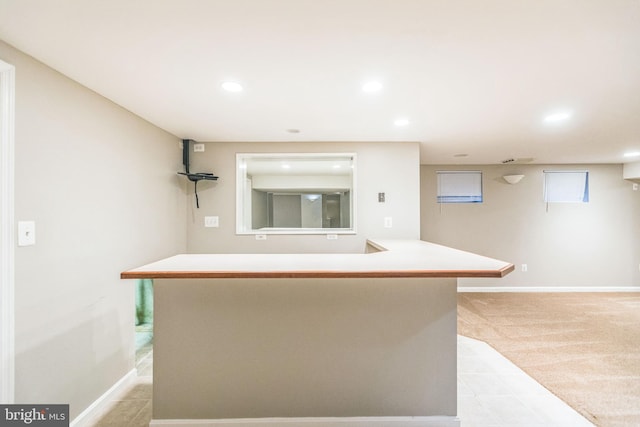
left=1, top=0, right=639, bottom=165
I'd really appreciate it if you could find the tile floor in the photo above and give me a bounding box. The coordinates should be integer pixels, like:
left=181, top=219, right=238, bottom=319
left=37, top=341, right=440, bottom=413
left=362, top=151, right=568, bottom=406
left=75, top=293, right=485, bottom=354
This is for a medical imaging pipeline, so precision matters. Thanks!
left=86, top=335, right=594, bottom=426
left=457, top=335, right=594, bottom=427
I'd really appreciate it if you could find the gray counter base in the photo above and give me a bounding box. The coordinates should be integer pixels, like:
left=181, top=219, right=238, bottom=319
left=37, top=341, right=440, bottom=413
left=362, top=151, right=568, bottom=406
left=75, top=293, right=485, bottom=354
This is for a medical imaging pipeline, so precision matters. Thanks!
left=153, top=277, right=458, bottom=422
left=149, top=416, right=461, bottom=426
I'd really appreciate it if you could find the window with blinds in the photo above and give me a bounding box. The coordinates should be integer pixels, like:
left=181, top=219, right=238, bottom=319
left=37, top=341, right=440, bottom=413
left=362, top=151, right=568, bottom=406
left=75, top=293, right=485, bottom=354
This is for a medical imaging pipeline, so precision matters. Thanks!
left=543, top=170, right=589, bottom=203
left=436, top=171, right=483, bottom=203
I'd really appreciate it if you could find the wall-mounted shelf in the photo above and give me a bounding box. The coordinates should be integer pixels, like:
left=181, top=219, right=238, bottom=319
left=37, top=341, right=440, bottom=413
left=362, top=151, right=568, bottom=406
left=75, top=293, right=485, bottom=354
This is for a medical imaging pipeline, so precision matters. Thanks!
left=177, top=171, right=218, bottom=182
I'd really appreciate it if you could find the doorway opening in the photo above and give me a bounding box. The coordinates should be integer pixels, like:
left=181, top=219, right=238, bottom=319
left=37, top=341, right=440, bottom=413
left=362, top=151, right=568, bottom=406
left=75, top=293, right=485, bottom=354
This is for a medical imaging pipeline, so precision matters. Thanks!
left=135, top=279, right=153, bottom=375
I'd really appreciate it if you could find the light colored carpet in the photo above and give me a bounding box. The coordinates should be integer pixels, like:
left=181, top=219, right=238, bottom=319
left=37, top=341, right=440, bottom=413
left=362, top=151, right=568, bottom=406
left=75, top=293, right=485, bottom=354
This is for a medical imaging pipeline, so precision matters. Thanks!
left=458, top=292, right=640, bottom=427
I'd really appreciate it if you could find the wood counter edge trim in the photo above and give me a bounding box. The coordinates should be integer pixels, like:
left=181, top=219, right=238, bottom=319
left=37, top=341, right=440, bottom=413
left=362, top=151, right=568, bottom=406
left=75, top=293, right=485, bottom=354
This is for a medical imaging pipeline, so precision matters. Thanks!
left=500, top=263, right=516, bottom=277
left=121, top=267, right=514, bottom=280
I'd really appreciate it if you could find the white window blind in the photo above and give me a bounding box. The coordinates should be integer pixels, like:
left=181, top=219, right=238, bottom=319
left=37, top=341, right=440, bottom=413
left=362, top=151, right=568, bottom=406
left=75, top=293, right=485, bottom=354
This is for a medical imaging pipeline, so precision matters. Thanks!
left=437, top=171, right=483, bottom=203
left=543, top=171, right=589, bottom=203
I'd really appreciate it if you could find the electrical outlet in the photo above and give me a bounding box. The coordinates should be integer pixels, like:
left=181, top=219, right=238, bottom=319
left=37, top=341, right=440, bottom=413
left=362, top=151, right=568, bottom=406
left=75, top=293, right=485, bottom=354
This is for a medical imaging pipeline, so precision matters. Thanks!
left=193, top=143, right=205, bottom=152
left=255, top=234, right=267, bottom=240
left=327, top=234, right=338, bottom=240
left=521, top=264, right=528, bottom=272
left=18, top=221, right=36, bottom=246
left=633, top=183, right=639, bottom=191
left=204, top=216, right=219, bottom=228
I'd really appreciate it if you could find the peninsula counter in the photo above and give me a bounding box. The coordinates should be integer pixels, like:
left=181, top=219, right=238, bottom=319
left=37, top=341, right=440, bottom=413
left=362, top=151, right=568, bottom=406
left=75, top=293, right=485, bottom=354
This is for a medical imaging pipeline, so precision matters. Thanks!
left=122, top=239, right=513, bottom=427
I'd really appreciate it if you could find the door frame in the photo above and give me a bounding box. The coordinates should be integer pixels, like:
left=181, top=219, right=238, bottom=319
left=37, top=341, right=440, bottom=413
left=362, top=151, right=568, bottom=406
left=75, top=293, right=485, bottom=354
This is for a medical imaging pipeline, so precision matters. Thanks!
left=0, top=58, right=16, bottom=404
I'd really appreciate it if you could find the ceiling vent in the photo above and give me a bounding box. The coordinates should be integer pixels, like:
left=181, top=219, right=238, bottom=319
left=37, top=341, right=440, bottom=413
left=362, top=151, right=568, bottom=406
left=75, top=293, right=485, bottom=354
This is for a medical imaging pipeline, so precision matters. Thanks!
left=500, top=157, right=534, bottom=164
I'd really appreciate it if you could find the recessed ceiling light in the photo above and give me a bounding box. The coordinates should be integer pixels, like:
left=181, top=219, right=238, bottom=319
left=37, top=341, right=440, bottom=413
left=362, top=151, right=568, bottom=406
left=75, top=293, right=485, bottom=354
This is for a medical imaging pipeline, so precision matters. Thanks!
left=624, top=151, right=640, bottom=158
left=362, top=81, right=383, bottom=93
left=543, top=110, right=572, bottom=124
left=394, top=118, right=410, bottom=127
left=221, top=81, right=243, bottom=92
left=281, top=164, right=291, bottom=169
left=286, top=129, right=301, bottom=134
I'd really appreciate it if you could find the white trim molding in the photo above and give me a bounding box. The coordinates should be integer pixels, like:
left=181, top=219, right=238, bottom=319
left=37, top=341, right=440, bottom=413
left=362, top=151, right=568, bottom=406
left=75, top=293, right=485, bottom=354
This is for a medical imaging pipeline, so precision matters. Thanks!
left=70, top=369, right=137, bottom=427
left=150, top=416, right=460, bottom=427
left=458, top=286, right=640, bottom=293
left=0, top=58, right=16, bottom=404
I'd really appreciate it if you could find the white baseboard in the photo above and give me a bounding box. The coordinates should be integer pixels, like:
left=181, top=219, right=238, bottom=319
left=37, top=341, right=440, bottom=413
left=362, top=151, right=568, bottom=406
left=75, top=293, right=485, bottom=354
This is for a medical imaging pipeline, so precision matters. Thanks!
left=458, top=286, right=640, bottom=292
left=150, top=416, right=460, bottom=427
left=70, top=369, right=137, bottom=427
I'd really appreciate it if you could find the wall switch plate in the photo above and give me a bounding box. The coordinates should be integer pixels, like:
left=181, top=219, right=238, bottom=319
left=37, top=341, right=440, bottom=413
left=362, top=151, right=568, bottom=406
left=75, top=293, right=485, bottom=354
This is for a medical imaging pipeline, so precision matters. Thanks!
left=204, top=216, right=219, bottom=228
left=521, top=264, right=528, bottom=272
left=384, top=217, right=393, bottom=228
left=327, top=234, right=338, bottom=240
left=378, top=192, right=385, bottom=203
left=255, top=234, right=267, bottom=240
left=18, top=221, right=36, bottom=246
left=193, top=143, right=205, bottom=152
left=633, top=183, right=639, bottom=191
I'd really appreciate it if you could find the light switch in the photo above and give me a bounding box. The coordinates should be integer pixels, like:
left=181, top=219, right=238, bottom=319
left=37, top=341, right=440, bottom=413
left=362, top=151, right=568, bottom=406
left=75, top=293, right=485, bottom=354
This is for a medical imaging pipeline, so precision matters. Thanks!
left=384, top=217, right=393, bottom=228
left=193, top=143, right=205, bottom=152
left=18, top=221, right=36, bottom=246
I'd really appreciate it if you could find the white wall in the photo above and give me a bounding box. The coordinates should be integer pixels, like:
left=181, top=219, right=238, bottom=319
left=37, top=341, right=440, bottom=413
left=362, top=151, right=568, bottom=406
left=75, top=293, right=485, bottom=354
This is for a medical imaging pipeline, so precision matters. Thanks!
left=623, top=161, right=640, bottom=181
left=1, top=40, right=187, bottom=419
left=186, top=141, right=420, bottom=254
left=421, top=164, right=640, bottom=288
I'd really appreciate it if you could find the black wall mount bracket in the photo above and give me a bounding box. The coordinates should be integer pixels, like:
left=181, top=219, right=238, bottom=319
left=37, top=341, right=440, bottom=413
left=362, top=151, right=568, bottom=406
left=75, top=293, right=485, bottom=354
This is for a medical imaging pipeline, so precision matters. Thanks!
left=178, top=139, right=218, bottom=208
